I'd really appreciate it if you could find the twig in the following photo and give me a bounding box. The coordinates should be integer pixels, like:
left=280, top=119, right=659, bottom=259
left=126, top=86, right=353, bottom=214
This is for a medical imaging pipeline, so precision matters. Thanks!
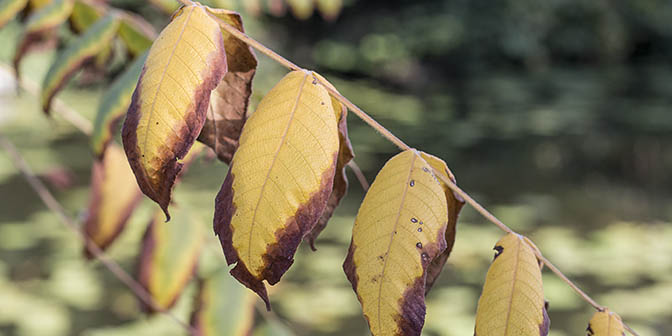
left=199, top=4, right=641, bottom=335
left=347, top=161, right=369, bottom=191
left=0, top=134, right=196, bottom=334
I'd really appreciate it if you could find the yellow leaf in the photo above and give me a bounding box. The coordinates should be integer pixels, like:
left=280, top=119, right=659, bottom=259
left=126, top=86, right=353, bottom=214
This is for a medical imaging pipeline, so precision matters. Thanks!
left=122, top=5, right=228, bottom=220
left=343, top=149, right=451, bottom=336
left=421, top=152, right=464, bottom=293
left=197, top=8, right=257, bottom=164
left=214, top=70, right=340, bottom=309
left=83, top=144, right=142, bottom=257
left=474, top=233, right=550, bottom=336
left=304, top=71, right=354, bottom=250
left=587, top=309, right=625, bottom=336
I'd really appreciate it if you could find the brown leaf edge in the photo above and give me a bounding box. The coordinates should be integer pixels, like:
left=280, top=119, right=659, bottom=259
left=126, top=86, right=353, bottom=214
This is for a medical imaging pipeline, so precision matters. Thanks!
left=82, top=156, right=142, bottom=258
left=13, top=28, right=58, bottom=79
left=343, top=214, right=448, bottom=336
left=304, top=103, right=354, bottom=250
left=136, top=211, right=200, bottom=313
left=121, top=30, right=228, bottom=221
left=197, top=10, right=257, bottom=164
left=423, top=160, right=465, bottom=294
left=214, top=151, right=338, bottom=311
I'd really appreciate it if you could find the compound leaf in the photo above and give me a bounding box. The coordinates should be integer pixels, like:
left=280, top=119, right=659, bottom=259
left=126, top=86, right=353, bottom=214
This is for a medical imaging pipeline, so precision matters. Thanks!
left=41, top=14, right=119, bottom=114
left=83, top=143, right=142, bottom=257
left=121, top=5, right=227, bottom=220
left=13, top=0, right=74, bottom=76
left=214, top=70, right=340, bottom=309
left=138, top=206, right=203, bottom=312
left=587, top=309, right=625, bottom=336
left=0, top=0, right=28, bottom=30
left=190, top=267, right=256, bottom=336
left=197, top=8, right=257, bottom=164
left=343, top=149, right=450, bottom=336
left=474, top=233, right=550, bottom=336
left=91, top=52, right=147, bottom=158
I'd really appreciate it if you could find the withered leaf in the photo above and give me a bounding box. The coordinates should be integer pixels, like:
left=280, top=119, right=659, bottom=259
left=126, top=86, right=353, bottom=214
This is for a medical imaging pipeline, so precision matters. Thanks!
left=197, top=8, right=257, bottom=165
left=343, top=149, right=450, bottom=336
left=214, top=70, right=340, bottom=310
left=121, top=5, right=227, bottom=220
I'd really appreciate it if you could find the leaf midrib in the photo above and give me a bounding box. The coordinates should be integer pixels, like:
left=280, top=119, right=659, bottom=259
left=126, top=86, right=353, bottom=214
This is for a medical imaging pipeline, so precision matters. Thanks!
left=140, top=6, right=195, bottom=193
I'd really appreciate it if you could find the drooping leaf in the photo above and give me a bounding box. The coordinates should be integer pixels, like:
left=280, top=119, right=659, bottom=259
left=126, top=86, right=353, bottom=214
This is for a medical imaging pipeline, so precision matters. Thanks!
left=138, top=206, right=203, bottom=312
left=214, top=70, right=340, bottom=309
left=0, top=0, right=28, bottom=30
left=121, top=5, right=228, bottom=220
left=421, top=152, right=464, bottom=293
left=315, top=0, right=342, bottom=21
left=343, top=149, right=450, bottom=336
left=13, top=0, right=74, bottom=77
left=474, top=233, right=550, bottom=336
left=69, top=0, right=104, bottom=32
left=586, top=309, right=625, bottom=336
left=91, top=52, right=147, bottom=158
left=118, top=13, right=156, bottom=56
left=190, top=267, right=256, bottom=336
left=82, top=143, right=142, bottom=257
left=196, top=8, right=257, bottom=164
left=40, top=14, right=119, bottom=114
left=286, top=0, right=312, bottom=20
left=304, top=72, right=354, bottom=250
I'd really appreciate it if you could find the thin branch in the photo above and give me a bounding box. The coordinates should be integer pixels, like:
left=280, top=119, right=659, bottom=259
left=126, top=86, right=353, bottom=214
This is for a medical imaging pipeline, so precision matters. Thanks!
left=205, top=12, right=301, bottom=72
left=0, top=134, right=196, bottom=334
left=347, top=161, right=369, bottom=191
left=202, top=8, right=641, bottom=336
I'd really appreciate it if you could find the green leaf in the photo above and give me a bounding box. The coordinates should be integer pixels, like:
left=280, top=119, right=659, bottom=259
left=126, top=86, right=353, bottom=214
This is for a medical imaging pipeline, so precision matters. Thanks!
left=138, top=206, right=204, bottom=312
left=118, top=13, right=155, bottom=56
left=41, top=14, right=119, bottom=114
left=13, top=0, right=74, bottom=76
left=190, top=267, right=256, bottom=336
left=0, top=0, right=28, bottom=30
left=91, top=52, right=147, bottom=158
left=70, top=0, right=104, bottom=32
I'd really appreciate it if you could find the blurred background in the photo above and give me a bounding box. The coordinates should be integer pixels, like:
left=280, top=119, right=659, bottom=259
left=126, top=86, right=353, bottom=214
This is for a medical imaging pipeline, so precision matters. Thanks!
left=1, top=0, right=672, bottom=335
